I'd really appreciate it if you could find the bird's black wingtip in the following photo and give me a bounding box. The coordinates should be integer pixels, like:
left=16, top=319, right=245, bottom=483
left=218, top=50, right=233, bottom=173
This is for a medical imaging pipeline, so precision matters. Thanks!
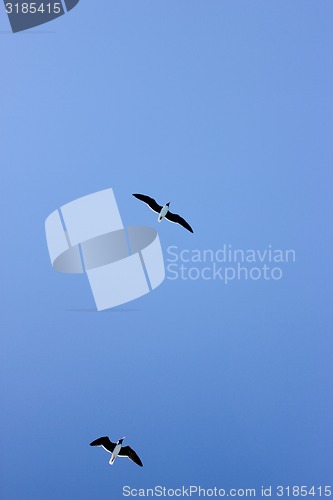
left=89, top=439, right=100, bottom=446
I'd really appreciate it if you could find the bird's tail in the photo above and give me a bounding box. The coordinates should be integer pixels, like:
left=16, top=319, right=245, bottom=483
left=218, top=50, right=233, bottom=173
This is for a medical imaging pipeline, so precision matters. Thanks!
left=109, top=455, right=116, bottom=465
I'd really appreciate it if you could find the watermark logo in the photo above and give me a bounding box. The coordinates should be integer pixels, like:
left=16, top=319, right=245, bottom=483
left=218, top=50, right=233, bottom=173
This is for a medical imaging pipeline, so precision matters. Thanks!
left=3, top=0, right=80, bottom=33
left=166, top=244, right=296, bottom=283
left=45, top=188, right=165, bottom=311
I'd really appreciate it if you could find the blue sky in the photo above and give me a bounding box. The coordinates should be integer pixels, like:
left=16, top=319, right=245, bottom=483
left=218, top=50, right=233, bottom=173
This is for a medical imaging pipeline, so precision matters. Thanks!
left=1, top=1, right=332, bottom=499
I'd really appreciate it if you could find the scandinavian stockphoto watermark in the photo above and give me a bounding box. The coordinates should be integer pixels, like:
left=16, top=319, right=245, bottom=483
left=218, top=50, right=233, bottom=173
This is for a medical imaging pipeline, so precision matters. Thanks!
left=166, top=244, right=296, bottom=283
left=123, top=485, right=332, bottom=497
left=3, top=0, right=80, bottom=33
left=123, top=485, right=257, bottom=497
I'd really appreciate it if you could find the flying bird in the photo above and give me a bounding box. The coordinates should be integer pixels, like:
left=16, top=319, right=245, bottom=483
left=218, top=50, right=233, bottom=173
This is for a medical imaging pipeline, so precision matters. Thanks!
left=90, top=436, right=143, bottom=467
left=132, top=194, right=193, bottom=233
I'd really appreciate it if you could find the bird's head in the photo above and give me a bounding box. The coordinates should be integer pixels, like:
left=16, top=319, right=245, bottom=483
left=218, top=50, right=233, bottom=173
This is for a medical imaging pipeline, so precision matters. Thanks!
left=166, top=202, right=170, bottom=206
left=118, top=437, right=125, bottom=444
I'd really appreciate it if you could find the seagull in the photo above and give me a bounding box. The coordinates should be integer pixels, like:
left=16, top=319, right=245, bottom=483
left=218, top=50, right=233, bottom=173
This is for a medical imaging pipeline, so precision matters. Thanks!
left=132, top=194, right=193, bottom=233
left=90, top=436, right=143, bottom=467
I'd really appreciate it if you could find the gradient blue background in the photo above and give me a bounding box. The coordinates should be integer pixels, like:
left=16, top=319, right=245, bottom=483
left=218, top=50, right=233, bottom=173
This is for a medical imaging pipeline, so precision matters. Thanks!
left=1, top=1, right=332, bottom=499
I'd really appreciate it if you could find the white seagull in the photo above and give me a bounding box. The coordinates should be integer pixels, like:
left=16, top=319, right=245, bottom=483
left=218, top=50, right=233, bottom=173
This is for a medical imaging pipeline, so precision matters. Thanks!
left=132, top=193, right=193, bottom=233
left=90, top=436, right=143, bottom=467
